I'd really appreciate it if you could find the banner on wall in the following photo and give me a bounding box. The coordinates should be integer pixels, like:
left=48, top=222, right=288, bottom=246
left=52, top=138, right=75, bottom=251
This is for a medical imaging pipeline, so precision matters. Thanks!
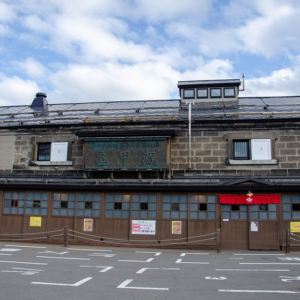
left=30, top=217, right=41, bottom=227
left=83, top=219, right=93, bottom=232
left=132, top=220, right=156, bottom=235
left=172, top=221, right=182, bottom=234
left=290, top=222, right=300, bottom=233
left=219, top=194, right=280, bottom=205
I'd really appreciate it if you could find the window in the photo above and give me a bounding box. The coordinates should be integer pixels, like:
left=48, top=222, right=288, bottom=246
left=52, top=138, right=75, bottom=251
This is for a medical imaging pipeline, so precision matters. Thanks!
left=283, top=195, right=300, bottom=219
left=106, top=194, right=130, bottom=218
left=224, top=88, right=235, bottom=98
left=4, top=192, right=48, bottom=215
left=210, top=88, right=221, bottom=98
left=190, top=195, right=216, bottom=219
left=183, top=89, right=194, bottom=99
left=250, top=204, right=277, bottom=220
left=37, top=142, right=68, bottom=162
left=222, top=205, right=248, bottom=219
left=53, top=193, right=75, bottom=216
left=163, top=195, right=188, bottom=219
left=197, top=88, right=208, bottom=99
left=132, top=195, right=157, bottom=218
left=77, top=194, right=100, bottom=217
left=233, top=139, right=271, bottom=160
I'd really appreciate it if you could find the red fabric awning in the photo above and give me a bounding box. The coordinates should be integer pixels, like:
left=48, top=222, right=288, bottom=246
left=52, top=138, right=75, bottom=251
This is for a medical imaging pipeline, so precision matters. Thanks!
left=219, top=194, right=280, bottom=205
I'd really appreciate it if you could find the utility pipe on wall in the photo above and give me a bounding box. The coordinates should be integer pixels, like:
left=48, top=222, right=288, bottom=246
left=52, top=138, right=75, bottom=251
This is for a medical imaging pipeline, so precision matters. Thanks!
left=187, top=101, right=194, bottom=169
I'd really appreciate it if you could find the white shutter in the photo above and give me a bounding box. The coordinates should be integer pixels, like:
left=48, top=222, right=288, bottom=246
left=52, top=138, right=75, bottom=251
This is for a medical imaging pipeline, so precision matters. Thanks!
left=251, top=139, right=271, bottom=160
left=50, top=142, right=68, bottom=161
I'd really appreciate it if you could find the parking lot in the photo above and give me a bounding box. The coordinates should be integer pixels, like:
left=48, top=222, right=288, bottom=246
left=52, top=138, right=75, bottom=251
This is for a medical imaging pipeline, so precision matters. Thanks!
left=0, top=241, right=299, bottom=300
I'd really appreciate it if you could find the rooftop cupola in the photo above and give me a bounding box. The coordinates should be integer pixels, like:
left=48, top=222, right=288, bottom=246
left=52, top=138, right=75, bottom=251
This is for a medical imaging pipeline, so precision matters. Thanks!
left=178, top=79, right=241, bottom=104
left=30, top=92, right=48, bottom=110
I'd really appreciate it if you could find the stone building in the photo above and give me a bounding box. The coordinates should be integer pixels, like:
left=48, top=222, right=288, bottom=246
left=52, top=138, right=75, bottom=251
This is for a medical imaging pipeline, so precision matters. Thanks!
left=0, top=78, right=299, bottom=250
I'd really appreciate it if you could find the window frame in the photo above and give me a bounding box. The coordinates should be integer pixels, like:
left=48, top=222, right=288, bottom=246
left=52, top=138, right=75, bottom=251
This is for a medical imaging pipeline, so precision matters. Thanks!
left=196, top=88, right=208, bottom=99
left=224, top=87, right=235, bottom=98
left=210, top=88, right=222, bottom=98
left=183, top=89, right=195, bottom=99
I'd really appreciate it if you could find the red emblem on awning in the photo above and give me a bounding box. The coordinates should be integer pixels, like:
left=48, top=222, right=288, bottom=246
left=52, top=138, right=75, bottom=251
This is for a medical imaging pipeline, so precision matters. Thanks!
left=219, top=194, right=280, bottom=204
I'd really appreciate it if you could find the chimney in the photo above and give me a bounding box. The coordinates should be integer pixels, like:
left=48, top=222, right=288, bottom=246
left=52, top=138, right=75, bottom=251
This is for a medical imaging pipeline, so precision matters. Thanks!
left=30, top=92, right=48, bottom=110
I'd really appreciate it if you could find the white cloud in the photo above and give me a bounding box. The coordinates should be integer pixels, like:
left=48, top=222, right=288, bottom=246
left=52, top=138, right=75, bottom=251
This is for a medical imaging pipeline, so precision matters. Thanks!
left=14, top=58, right=48, bottom=79
left=0, top=74, right=40, bottom=106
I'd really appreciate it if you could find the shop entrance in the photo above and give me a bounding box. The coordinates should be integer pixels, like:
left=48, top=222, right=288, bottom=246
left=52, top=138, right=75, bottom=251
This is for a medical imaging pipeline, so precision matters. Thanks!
left=221, top=203, right=279, bottom=250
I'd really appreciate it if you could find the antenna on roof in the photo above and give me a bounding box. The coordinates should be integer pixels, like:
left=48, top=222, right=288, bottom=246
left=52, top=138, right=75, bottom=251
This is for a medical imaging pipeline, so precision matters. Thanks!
left=239, top=73, right=245, bottom=92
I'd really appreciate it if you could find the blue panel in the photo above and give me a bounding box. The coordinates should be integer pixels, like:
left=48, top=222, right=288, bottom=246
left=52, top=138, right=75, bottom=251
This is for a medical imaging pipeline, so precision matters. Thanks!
left=149, top=211, right=156, bottom=218
left=149, top=203, right=156, bottom=210
left=180, top=203, right=188, bottom=211
left=180, top=211, right=188, bottom=219
left=85, top=194, right=92, bottom=201
left=190, top=212, right=198, bottom=219
left=4, top=200, right=10, bottom=206
left=41, top=201, right=48, bottom=208
left=69, top=194, right=76, bottom=201
left=93, top=210, right=100, bottom=217
left=141, top=195, right=148, bottom=202
left=53, top=209, right=60, bottom=216
left=33, top=208, right=40, bottom=215
left=231, top=212, right=239, bottom=219
left=132, top=195, right=140, bottom=202
left=163, top=195, right=170, bottom=203
left=26, top=201, right=33, bottom=207
left=163, top=212, right=170, bottom=218
left=78, top=194, right=85, bottom=201
left=251, top=205, right=259, bottom=211
left=5, top=193, right=11, bottom=199
left=149, top=195, right=157, bottom=202
left=140, top=211, right=148, bottom=218
left=123, top=195, right=130, bottom=202
left=222, top=212, right=230, bottom=219
left=199, top=212, right=207, bottom=219
left=293, top=212, right=300, bottom=219
left=268, top=204, right=277, bottom=211
left=53, top=193, right=60, bottom=200
left=34, top=193, right=41, bottom=200
left=163, top=203, right=170, bottom=211
left=77, top=210, right=84, bottom=216
left=41, top=209, right=47, bottom=215
left=61, top=194, right=68, bottom=201
left=284, top=212, right=292, bottom=219
left=123, top=203, right=130, bottom=210
left=172, top=196, right=179, bottom=203
left=93, top=202, right=100, bottom=209
left=240, top=212, right=248, bottom=219
left=106, top=210, right=113, bottom=217
left=4, top=207, right=10, bottom=214
left=27, top=193, right=33, bottom=200
left=208, top=195, right=216, bottom=203
left=114, top=211, right=122, bottom=218
left=18, top=200, right=24, bottom=207
left=222, top=205, right=231, bottom=211
left=106, top=203, right=114, bottom=209
left=240, top=205, right=248, bottom=211
left=260, top=212, right=268, bottom=220
left=283, top=204, right=291, bottom=211
left=283, top=195, right=291, bottom=203
left=69, top=202, right=75, bottom=209
left=77, top=202, right=84, bottom=209
left=180, top=195, right=188, bottom=203
left=132, top=203, right=139, bottom=210
left=208, top=212, right=216, bottom=219
left=269, top=212, right=277, bottom=219
left=84, top=210, right=92, bottom=217
left=41, top=193, right=48, bottom=200
left=107, top=195, right=114, bottom=202
left=207, top=204, right=216, bottom=211
left=18, top=208, right=24, bottom=214
left=68, top=209, right=75, bottom=216
left=60, top=209, right=68, bottom=216
left=122, top=210, right=130, bottom=218
left=251, top=212, right=259, bottom=219
left=26, top=208, right=32, bottom=214
left=292, top=196, right=300, bottom=203
left=93, top=194, right=101, bottom=201
left=190, top=204, right=198, bottom=211
left=190, top=195, right=198, bottom=203
left=171, top=211, right=179, bottom=218
left=132, top=211, right=139, bottom=218
left=115, top=195, right=122, bottom=202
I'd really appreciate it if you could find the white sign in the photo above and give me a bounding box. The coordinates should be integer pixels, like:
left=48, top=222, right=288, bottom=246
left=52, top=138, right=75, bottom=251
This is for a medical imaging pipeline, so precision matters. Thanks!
left=251, top=221, right=258, bottom=232
left=132, top=220, right=156, bottom=235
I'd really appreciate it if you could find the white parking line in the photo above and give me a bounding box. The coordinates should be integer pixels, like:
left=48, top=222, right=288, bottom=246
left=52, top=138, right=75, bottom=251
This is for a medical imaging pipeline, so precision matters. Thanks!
left=240, top=263, right=300, bottom=265
left=36, top=256, right=90, bottom=261
left=176, top=259, right=209, bottom=264
left=31, top=277, right=93, bottom=286
left=229, top=258, right=243, bottom=260
left=0, top=260, right=47, bottom=265
left=117, top=279, right=168, bottom=291
left=233, top=254, right=285, bottom=256
left=136, top=268, right=180, bottom=274
left=135, top=251, right=162, bottom=256
left=118, top=258, right=154, bottom=263
left=0, top=254, right=12, bottom=256
left=219, top=289, right=300, bottom=294
left=38, top=251, right=68, bottom=255
left=67, top=248, right=112, bottom=252
left=79, top=265, right=113, bottom=272
left=180, top=253, right=209, bottom=257
left=216, top=269, right=290, bottom=272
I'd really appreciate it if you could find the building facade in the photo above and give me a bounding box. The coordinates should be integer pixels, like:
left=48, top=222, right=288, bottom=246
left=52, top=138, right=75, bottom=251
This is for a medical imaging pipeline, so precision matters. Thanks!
left=0, top=79, right=299, bottom=250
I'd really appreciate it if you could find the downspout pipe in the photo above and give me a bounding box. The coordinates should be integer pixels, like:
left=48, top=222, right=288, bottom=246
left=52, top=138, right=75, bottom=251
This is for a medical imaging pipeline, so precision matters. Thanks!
left=186, top=101, right=194, bottom=169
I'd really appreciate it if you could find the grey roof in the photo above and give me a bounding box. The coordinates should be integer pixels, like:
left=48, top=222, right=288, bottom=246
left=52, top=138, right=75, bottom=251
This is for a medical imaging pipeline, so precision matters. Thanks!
left=1, top=96, right=300, bottom=127
left=178, top=79, right=241, bottom=87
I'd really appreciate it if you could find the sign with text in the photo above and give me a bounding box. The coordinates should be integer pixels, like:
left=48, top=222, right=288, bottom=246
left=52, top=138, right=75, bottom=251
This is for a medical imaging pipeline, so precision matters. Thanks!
left=290, top=222, right=300, bottom=233
left=84, top=138, right=168, bottom=170
left=172, top=221, right=182, bottom=234
left=132, top=220, right=156, bottom=235
left=251, top=221, right=258, bottom=232
left=83, top=219, right=93, bottom=232
left=30, top=217, right=42, bottom=227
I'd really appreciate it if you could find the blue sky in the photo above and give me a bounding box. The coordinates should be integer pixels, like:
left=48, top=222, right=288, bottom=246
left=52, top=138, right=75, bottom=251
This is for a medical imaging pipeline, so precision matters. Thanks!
left=0, top=0, right=300, bottom=106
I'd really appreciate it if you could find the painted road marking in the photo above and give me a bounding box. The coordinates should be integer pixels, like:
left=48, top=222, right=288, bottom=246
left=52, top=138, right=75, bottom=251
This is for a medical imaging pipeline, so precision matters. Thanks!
left=180, top=253, right=209, bottom=257
left=217, top=269, right=290, bottom=272
left=36, top=256, right=90, bottom=261
left=280, top=276, right=300, bottom=282
left=88, top=253, right=116, bottom=257
left=205, top=276, right=227, bottom=280
left=136, top=268, right=180, bottom=274
left=5, top=245, right=46, bottom=249
left=229, top=258, right=243, bottom=260
left=0, top=254, right=12, bottom=256
left=219, top=289, right=300, bottom=294
left=67, top=248, right=112, bottom=252
left=38, top=250, right=69, bottom=255
left=0, top=260, right=47, bottom=265
left=240, top=263, right=300, bottom=265
left=117, top=279, right=168, bottom=291
left=135, top=251, right=162, bottom=256
left=278, top=257, right=300, bottom=261
left=118, top=258, right=154, bottom=263
left=31, top=277, right=93, bottom=286
left=79, top=265, right=113, bottom=273
left=233, top=254, right=285, bottom=256
left=2, top=267, right=44, bottom=275
left=0, top=248, right=21, bottom=252
left=176, top=259, right=209, bottom=264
